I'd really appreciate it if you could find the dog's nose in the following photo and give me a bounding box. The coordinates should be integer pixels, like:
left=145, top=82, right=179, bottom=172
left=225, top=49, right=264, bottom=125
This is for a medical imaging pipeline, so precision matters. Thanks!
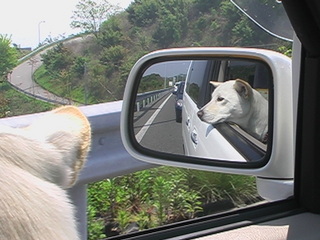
left=197, top=110, right=203, bottom=119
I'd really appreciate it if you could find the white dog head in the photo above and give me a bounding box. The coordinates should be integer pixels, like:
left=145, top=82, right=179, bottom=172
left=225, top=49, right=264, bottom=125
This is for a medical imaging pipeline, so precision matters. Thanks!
left=197, top=79, right=268, bottom=142
left=0, top=106, right=91, bottom=239
left=198, top=79, right=253, bottom=125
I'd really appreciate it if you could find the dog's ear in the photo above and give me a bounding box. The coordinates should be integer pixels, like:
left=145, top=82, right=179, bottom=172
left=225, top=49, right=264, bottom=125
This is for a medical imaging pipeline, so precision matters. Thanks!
left=233, top=79, right=253, bottom=99
left=25, top=106, right=91, bottom=188
left=209, top=81, right=223, bottom=88
left=209, top=81, right=223, bottom=93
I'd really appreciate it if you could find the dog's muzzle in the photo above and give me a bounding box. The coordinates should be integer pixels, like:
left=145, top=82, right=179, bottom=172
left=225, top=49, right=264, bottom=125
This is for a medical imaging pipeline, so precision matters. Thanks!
left=197, top=110, right=204, bottom=120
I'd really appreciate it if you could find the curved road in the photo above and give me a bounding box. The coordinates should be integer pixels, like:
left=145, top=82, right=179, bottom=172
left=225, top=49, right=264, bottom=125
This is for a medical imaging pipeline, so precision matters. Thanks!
left=8, top=38, right=85, bottom=105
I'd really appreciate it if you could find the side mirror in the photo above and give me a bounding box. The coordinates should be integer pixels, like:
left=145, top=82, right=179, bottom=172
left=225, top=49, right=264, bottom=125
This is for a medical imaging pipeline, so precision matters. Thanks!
left=121, top=48, right=294, bottom=199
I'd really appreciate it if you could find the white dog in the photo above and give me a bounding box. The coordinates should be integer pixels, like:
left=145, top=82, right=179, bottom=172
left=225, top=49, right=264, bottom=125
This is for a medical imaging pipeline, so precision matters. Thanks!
left=0, top=106, right=91, bottom=240
left=197, top=79, right=268, bottom=142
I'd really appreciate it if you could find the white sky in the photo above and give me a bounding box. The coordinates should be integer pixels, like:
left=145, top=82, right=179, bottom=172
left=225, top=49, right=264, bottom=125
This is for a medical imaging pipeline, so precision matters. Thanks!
left=0, top=0, right=133, bottom=49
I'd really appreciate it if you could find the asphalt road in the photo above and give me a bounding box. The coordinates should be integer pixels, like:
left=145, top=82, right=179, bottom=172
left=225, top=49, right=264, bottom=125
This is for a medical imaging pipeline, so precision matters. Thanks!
left=8, top=38, right=85, bottom=105
left=133, top=93, right=184, bottom=155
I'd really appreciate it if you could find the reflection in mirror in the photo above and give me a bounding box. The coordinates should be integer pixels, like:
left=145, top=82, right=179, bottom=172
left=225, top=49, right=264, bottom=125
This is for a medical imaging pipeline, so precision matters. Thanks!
left=133, top=58, right=272, bottom=163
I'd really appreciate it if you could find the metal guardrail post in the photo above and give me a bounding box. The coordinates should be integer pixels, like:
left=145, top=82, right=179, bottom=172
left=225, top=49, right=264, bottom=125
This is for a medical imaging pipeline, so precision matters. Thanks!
left=69, top=184, right=88, bottom=240
left=74, top=102, right=156, bottom=239
left=137, top=102, right=140, bottom=112
left=135, top=88, right=171, bottom=112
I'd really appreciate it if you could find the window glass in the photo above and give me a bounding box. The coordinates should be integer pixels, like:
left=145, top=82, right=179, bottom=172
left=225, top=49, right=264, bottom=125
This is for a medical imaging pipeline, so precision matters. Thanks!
left=88, top=166, right=261, bottom=238
left=225, top=60, right=271, bottom=100
left=225, top=60, right=256, bottom=82
left=185, top=60, right=208, bottom=105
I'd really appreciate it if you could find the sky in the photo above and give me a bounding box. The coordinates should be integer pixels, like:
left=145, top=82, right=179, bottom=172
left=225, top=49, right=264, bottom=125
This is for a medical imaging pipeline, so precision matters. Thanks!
left=144, top=61, right=191, bottom=78
left=0, top=0, right=133, bottom=49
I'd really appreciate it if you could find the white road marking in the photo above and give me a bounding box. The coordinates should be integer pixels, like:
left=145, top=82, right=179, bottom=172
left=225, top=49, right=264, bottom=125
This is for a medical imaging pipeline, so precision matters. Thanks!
left=135, top=94, right=171, bottom=143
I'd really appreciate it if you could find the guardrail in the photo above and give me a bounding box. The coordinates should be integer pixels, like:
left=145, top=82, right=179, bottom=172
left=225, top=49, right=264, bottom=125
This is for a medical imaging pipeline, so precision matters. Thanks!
left=136, top=88, right=171, bottom=111
left=0, top=101, right=155, bottom=240
left=7, top=80, right=73, bottom=105
left=18, top=34, right=85, bottom=64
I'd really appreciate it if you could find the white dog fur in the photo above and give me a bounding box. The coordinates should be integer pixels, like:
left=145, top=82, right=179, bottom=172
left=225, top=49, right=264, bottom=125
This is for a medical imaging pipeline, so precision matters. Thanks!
left=0, top=106, right=91, bottom=240
left=197, top=79, right=268, bottom=142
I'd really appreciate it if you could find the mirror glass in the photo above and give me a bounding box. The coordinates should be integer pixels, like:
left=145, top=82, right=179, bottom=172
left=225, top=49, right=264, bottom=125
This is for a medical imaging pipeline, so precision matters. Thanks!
left=133, top=58, right=272, bottom=163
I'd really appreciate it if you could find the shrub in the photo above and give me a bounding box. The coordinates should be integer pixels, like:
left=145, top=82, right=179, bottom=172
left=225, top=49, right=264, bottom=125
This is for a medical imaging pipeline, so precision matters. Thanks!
left=87, top=167, right=259, bottom=238
left=126, top=0, right=159, bottom=27
left=41, top=43, right=74, bottom=73
left=98, top=17, right=123, bottom=48
left=152, top=0, right=190, bottom=47
left=100, top=45, right=127, bottom=68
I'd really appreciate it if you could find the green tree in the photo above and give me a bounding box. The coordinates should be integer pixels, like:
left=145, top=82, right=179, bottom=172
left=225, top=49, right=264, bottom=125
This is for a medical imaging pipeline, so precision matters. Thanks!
left=71, top=56, right=87, bottom=78
left=232, top=16, right=254, bottom=46
left=41, top=43, right=74, bottom=73
left=0, top=35, right=17, bottom=80
left=126, top=0, right=158, bottom=27
left=98, top=16, right=123, bottom=47
left=70, top=0, right=120, bottom=38
left=100, top=45, right=127, bottom=68
left=193, top=0, right=220, bottom=13
left=152, top=0, right=190, bottom=47
left=139, top=74, right=164, bottom=93
left=216, top=0, right=241, bottom=45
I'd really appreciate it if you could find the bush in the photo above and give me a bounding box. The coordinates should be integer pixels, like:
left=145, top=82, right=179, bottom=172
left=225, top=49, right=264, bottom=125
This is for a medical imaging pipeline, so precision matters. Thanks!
left=98, top=17, right=123, bottom=48
left=232, top=16, right=254, bottom=46
left=100, top=45, right=127, bottom=67
left=71, top=56, right=87, bottom=78
left=41, top=43, right=74, bottom=73
left=152, top=0, right=190, bottom=47
left=87, top=167, right=260, bottom=238
left=0, top=81, right=53, bottom=117
left=193, top=0, right=220, bottom=13
left=127, top=0, right=159, bottom=27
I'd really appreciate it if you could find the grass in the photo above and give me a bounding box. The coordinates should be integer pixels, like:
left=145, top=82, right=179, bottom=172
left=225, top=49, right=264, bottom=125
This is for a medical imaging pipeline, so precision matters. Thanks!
left=33, top=66, right=67, bottom=98
left=0, top=81, right=54, bottom=118
left=34, top=66, right=90, bottom=104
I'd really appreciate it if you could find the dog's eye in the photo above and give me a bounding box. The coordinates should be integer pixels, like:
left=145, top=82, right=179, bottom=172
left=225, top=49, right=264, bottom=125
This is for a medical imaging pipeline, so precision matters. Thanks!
left=217, top=97, right=224, bottom=102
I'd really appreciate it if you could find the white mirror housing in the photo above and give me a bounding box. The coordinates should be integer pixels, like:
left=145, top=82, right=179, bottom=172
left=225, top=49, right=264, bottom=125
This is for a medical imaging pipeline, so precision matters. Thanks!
left=121, top=47, right=294, bottom=199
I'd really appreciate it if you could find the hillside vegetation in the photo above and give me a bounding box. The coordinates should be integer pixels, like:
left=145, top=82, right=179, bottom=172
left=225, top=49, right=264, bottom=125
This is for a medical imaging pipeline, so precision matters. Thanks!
left=35, top=0, right=290, bottom=104
left=0, top=81, right=53, bottom=117
left=87, top=167, right=259, bottom=239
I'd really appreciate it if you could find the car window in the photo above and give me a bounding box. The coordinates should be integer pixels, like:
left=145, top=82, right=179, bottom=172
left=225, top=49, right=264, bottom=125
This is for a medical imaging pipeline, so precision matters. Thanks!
left=185, top=60, right=208, bottom=105
left=225, top=60, right=257, bottom=82
left=225, top=60, right=270, bottom=100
